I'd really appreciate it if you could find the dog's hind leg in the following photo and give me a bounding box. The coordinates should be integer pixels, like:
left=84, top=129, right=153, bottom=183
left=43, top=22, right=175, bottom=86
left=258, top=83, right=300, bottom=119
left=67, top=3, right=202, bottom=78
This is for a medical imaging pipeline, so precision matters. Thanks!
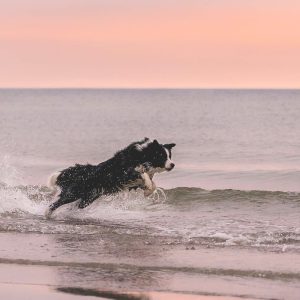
left=45, top=193, right=77, bottom=218
left=78, top=191, right=100, bottom=209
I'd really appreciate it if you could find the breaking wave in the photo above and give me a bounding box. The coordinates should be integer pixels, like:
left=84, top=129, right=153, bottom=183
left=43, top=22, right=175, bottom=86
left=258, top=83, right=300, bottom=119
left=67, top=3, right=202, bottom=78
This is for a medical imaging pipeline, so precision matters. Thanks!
left=0, top=158, right=299, bottom=252
left=0, top=183, right=299, bottom=251
left=1, top=183, right=299, bottom=216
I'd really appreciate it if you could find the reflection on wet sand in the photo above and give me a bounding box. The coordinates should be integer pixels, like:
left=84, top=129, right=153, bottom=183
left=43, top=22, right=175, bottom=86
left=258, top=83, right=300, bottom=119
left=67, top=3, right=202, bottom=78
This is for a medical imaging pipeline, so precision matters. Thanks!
left=57, top=287, right=150, bottom=300
left=51, top=229, right=164, bottom=290
left=56, top=287, right=257, bottom=300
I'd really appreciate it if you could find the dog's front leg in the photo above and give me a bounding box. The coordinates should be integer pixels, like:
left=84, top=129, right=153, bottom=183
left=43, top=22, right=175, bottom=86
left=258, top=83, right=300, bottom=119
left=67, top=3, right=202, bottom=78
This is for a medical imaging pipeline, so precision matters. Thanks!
left=141, top=172, right=156, bottom=196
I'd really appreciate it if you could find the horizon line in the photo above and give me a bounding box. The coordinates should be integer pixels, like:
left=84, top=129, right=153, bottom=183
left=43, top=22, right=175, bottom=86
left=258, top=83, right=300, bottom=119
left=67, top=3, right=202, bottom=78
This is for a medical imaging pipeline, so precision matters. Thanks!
left=0, top=87, right=300, bottom=90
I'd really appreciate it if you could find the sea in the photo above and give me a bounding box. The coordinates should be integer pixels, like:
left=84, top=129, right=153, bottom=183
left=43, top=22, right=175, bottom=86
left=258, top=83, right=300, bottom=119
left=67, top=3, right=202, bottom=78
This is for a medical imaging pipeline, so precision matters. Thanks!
left=0, top=89, right=299, bottom=299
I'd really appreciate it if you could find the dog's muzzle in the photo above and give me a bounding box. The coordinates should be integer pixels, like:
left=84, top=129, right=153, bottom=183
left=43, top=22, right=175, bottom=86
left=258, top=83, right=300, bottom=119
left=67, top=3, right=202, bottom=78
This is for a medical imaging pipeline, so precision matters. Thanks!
left=166, top=163, right=175, bottom=171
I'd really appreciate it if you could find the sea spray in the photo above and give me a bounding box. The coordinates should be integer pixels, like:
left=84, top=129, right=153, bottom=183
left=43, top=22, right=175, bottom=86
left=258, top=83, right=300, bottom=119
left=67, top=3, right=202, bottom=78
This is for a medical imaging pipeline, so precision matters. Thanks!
left=0, top=156, right=48, bottom=215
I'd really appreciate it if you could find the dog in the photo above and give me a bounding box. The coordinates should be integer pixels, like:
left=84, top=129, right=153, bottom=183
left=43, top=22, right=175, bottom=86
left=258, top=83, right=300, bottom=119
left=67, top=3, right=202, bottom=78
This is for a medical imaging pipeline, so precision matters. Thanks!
left=46, top=138, right=175, bottom=217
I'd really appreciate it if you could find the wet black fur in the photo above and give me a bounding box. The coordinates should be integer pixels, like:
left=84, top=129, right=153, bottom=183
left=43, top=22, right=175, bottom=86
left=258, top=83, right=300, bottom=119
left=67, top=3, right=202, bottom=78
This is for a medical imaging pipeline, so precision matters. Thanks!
left=48, top=138, right=175, bottom=213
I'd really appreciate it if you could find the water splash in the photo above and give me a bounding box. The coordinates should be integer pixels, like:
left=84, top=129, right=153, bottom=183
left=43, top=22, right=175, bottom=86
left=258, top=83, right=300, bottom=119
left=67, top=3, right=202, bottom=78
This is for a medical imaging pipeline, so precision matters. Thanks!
left=0, top=156, right=49, bottom=215
left=0, top=155, right=21, bottom=186
left=149, top=187, right=167, bottom=202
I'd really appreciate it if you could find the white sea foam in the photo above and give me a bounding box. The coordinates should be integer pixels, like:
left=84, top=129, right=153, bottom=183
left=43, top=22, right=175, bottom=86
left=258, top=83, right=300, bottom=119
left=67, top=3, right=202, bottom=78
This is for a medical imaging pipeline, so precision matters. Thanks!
left=0, top=156, right=49, bottom=215
left=0, top=187, right=44, bottom=215
left=0, top=157, right=166, bottom=219
left=48, top=189, right=167, bottom=222
left=0, top=155, right=21, bottom=186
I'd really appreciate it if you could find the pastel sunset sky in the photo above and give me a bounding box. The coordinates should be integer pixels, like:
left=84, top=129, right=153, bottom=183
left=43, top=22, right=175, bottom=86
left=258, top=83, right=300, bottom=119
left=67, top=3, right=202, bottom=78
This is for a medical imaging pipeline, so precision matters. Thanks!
left=1, top=0, right=299, bottom=88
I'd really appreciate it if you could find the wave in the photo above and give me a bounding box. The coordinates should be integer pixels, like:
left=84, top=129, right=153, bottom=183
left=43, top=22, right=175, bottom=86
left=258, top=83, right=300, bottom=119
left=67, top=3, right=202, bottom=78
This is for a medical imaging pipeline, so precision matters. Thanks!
left=0, top=158, right=299, bottom=252
left=0, top=183, right=299, bottom=251
left=164, top=187, right=300, bottom=204
left=0, top=155, right=299, bottom=216
left=1, top=180, right=300, bottom=217
left=1, top=183, right=299, bottom=216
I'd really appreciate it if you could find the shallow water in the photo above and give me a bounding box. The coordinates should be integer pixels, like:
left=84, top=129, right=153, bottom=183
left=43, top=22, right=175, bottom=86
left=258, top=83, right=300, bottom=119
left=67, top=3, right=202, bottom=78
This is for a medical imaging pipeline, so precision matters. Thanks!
left=0, top=89, right=300, bottom=299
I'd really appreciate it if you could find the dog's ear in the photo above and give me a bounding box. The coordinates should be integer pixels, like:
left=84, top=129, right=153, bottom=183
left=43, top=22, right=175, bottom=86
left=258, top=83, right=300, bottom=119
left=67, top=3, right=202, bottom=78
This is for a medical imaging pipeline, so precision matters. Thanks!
left=153, top=139, right=159, bottom=145
left=164, top=143, right=176, bottom=149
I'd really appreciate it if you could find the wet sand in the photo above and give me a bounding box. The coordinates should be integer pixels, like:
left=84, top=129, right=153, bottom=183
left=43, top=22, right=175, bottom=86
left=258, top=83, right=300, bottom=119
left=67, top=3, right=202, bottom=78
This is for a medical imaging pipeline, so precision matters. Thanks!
left=1, top=281, right=256, bottom=300
left=1, top=231, right=300, bottom=300
left=0, top=262, right=257, bottom=300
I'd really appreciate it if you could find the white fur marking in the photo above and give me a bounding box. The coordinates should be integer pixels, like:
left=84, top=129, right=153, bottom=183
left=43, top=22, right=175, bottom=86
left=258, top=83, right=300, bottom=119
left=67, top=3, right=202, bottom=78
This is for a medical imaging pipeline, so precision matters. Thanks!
left=164, top=148, right=174, bottom=169
left=147, top=166, right=165, bottom=177
left=141, top=172, right=153, bottom=190
left=47, top=172, right=60, bottom=190
left=142, top=173, right=156, bottom=197
left=136, top=139, right=153, bottom=151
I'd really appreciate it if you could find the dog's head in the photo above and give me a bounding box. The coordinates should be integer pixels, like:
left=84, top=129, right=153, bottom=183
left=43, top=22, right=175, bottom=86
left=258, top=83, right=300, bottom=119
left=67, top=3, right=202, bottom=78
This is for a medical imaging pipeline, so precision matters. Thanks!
left=136, top=138, right=176, bottom=172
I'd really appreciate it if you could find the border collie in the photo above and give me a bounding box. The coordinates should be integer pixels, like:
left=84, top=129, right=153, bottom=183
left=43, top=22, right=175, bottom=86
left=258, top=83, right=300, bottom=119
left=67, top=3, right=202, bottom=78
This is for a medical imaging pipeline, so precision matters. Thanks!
left=46, top=138, right=175, bottom=216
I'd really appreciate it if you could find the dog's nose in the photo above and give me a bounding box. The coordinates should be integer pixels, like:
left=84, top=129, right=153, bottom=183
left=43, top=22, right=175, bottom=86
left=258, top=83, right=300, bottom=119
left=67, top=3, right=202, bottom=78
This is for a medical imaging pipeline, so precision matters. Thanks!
left=170, top=163, right=175, bottom=170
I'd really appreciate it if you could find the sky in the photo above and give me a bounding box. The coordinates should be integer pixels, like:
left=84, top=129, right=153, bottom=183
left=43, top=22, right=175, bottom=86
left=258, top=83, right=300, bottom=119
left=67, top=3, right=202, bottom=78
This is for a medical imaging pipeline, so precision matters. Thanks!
left=0, top=0, right=299, bottom=88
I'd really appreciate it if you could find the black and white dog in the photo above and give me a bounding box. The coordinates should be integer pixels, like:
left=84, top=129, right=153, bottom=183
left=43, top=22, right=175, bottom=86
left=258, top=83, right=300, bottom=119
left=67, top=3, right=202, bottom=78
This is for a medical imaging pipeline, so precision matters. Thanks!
left=46, top=138, right=175, bottom=216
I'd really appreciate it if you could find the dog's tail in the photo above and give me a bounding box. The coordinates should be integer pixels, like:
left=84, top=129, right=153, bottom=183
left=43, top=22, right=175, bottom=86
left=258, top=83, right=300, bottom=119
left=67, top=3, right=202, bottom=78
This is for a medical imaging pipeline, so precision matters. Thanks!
left=47, top=172, right=60, bottom=191
left=45, top=172, right=60, bottom=218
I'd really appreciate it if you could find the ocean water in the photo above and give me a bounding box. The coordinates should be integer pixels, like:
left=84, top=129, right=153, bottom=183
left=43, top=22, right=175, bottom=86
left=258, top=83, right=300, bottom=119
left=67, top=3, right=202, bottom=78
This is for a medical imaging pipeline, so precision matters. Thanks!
left=0, top=89, right=300, bottom=299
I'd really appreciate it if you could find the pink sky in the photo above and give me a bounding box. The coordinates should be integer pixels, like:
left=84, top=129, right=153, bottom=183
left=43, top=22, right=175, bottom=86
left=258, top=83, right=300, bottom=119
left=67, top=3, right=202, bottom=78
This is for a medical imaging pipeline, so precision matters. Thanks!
left=0, top=0, right=299, bottom=88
